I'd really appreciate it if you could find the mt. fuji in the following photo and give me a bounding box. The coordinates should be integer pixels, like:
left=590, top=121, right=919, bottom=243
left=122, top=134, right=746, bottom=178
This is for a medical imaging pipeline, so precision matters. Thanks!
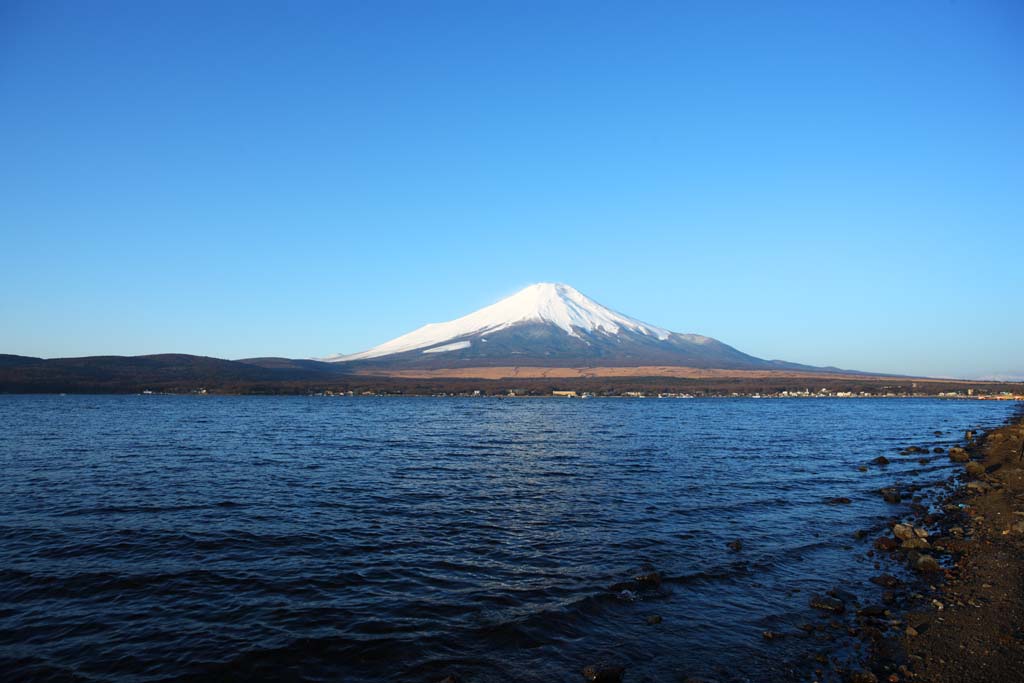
left=323, top=283, right=831, bottom=373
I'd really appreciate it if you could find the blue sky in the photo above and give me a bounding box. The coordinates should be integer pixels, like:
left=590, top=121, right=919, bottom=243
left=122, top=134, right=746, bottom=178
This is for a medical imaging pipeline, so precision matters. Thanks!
left=1, top=1, right=1021, bottom=379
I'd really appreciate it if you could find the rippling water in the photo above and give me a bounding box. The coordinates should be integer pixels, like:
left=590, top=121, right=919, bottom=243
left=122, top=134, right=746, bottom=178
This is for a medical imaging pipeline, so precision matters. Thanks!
left=0, top=396, right=1018, bottom=682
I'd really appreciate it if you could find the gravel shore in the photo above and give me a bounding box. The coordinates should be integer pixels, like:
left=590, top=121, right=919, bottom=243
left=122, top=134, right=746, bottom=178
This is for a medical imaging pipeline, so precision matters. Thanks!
left=899, top=413, right=1024, bottom=681
left=865, top=411, right=1024, bottom=682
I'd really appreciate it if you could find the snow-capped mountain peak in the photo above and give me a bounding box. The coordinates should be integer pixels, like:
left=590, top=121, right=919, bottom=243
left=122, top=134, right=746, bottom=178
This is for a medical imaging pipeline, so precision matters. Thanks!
left=326, top=282, right=670, bottom=362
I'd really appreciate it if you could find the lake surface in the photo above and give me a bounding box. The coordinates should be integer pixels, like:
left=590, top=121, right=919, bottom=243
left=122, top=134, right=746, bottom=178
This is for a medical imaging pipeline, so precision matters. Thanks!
left=0, top=396, right=1018, bottom=682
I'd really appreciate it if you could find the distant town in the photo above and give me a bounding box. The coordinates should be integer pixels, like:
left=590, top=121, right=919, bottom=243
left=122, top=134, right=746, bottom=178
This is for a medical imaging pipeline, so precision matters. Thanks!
left=203, top=387, right=1024, bottom=400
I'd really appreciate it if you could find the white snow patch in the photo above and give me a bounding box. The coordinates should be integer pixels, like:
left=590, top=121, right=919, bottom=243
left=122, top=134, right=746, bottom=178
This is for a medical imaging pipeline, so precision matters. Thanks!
left=422, top=340, right=472, bottom=354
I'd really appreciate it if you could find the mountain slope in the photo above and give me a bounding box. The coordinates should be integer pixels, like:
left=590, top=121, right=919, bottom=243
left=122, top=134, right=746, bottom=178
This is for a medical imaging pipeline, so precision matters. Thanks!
left=0, top=354, right=339, bottom=392
left=324, top=283, right=835, bottom=372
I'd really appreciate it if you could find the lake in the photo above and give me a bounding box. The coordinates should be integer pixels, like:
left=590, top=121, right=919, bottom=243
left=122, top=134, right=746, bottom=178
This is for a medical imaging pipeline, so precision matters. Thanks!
left=0, top=396, right=1017, bottom=682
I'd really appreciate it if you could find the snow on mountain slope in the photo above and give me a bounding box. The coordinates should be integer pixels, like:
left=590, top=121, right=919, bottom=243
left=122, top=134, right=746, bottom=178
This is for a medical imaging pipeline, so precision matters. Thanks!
left=421, top=340, right=472, bottom=354
left=326, top=283, right=671, bottom=362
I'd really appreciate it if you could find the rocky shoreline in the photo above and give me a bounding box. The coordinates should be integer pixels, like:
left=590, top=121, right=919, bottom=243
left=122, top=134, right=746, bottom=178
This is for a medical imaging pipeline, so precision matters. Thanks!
left=577, top=413, right=1024, bottom=683
left=441, top=411, right=1024, bottom=683
left=853, top=410, right=1024, bottom=682
left=569, top=411, right=1024, bottom=683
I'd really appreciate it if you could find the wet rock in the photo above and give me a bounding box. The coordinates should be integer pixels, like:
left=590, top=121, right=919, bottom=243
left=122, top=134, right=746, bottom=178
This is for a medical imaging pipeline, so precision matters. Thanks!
left=762, top=629, right=781, bottom=640
left=827, top=497, right=852, bottom=505
left=617, top=589, right=637, bottom=601
left=726, top=539, right=743, bottom=552
left=582, top=664, right=625, bottom=682
left=869, top=574, right=901, bottom=588
left=646, top=614, right=662, bottom=625
left=892, top=523, right=915, bottom=541
left=874, top=536, right=898, bottom=552
left=965, top=461, right=985, bottom=478
left=810, top=595, right=845, bottom=613
left=966, top=481, right=990, bottom=493
left=857, top=604, right=888, bottom=617
left=933, top=446, right=944, bottom=453
left=948, top=447, right=969, bottom=463
left=906, top=625, right=918, bottom=637
left=913, top=554, right=941, bottom=573
left=829, top=587, right=858, bottom=604
left=872, top=456, right=891, bottom=466
left=1010, top=521, right=1024, bottom=534
left=880, top=488, right=902, bottom=504
left=902, top=537, right=929, bottom=550
left=634, top=571, right=662, bottom=588
left=881, top=590, right=896, bottom=605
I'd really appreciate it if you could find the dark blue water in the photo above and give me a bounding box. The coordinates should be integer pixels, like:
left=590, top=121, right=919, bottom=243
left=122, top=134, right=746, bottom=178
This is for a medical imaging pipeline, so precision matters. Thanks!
left=0, top=396, right=1017, bottom=682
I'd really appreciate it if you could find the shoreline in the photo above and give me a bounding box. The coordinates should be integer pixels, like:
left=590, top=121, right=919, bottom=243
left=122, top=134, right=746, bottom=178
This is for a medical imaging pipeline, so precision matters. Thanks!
left=860, top=410, right=1024, bottom=682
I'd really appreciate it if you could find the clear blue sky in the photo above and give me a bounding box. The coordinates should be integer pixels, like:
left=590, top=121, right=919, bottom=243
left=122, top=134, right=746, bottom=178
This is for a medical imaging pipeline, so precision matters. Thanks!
left=1, top=1, right=1021, bottom=379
